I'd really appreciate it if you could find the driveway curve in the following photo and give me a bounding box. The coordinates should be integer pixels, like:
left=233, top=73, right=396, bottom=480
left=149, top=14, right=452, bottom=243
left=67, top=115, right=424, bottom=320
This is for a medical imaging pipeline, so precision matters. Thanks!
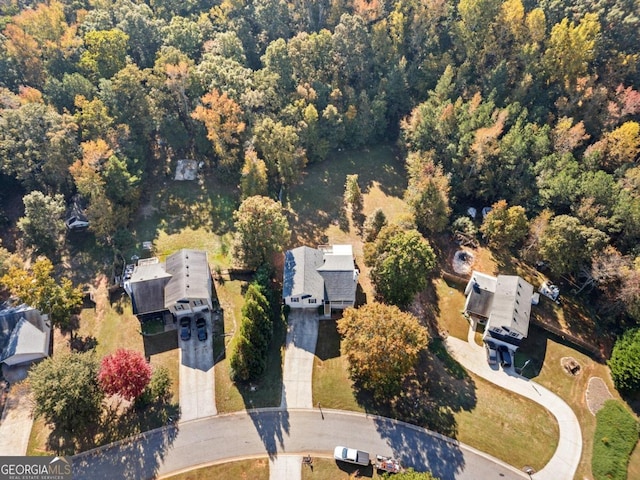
left=72, top=409, right=527, bottom=480
left=445, top=334, right=582, bottom=480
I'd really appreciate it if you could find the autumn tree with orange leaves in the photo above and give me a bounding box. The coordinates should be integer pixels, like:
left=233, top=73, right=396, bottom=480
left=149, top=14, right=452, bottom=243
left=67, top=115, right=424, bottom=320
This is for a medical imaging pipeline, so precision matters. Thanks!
left=338, top=303, right=428, bottom=401
left=191, top=89, right=246, bottom=171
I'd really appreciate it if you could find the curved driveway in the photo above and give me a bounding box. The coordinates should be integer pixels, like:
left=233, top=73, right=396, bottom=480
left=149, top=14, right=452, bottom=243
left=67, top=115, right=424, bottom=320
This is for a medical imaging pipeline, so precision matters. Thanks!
left=446, top=334, right=582, bottom=480
left=72, top=409, right=527, bottom=480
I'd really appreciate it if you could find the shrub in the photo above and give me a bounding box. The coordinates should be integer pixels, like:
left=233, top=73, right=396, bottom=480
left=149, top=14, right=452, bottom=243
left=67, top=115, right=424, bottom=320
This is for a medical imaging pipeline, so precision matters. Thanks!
left=609, top=328, right=640, bottom=393
left=592, top=400, right=638, bottom=480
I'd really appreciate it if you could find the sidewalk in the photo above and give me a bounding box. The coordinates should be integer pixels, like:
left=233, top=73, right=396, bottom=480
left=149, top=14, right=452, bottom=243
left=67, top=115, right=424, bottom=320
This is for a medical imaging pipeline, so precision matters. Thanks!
left=446, top=329, right=582, bottom=480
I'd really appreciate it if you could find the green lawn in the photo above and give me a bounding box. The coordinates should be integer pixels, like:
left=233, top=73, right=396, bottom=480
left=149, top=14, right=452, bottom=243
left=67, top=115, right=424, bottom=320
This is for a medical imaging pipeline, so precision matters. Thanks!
left=163, top=458, right=270, bottom=480
left=313, top=320, right=364, bottom=412
left=592, top=400, right=639, bottom=480
left=514, top=325, right=635, bottom=480
left=455, top=374, right=558, bottom=471
left=214, top=278, right=284, bottom=412
left=311, top=322, right=558, bottom=471
left=433, top=278, right=469, bottom=341
left=287, top=145, right=406, bottom=245
left=300, top=457, right=383, bottom=479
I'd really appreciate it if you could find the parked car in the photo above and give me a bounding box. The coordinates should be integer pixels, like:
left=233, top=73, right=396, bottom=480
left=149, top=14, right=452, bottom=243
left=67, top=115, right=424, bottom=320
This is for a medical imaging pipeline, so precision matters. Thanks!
left=334, top=446, right=370, bottom=466
left=65, top=216, right=89, bottom=230
left=485, top=341, right=498, bottom=365
left=180, top=317, right=192, bottom=341
left=196, top=316, right=207, bottom=341
left=498, top=345, right=512, bottom=368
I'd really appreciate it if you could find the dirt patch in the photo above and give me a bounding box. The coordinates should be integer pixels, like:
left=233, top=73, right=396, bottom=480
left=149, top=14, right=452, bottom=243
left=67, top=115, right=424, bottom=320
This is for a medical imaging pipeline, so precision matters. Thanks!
left=452, top=250, right=474, bottom=275
left=561, top=356, right=582, bottom=376
left=586, top=376, right=613, bottom=415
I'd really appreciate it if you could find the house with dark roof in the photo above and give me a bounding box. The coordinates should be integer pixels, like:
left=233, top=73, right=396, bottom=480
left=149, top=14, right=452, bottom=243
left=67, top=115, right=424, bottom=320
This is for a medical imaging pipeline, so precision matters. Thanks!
left=283, top=245, right=359, bottom=316
left=0, top=304, right=51, bottom=367
left=126, top=249, right=214, bottom=332
left=463, top=271, right=534, bottom=349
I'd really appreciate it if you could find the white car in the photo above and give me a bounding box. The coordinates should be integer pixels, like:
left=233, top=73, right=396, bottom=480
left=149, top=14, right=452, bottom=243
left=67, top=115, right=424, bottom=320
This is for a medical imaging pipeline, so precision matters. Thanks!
left=333, top=446, right=370, bottom=466
left=65, top=216, right=89, bottom=230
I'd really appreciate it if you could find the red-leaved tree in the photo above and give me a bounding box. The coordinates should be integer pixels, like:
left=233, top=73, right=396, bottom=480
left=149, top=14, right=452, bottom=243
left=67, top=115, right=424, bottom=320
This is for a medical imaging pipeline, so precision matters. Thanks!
left=98, top=349, right=152, bottom=400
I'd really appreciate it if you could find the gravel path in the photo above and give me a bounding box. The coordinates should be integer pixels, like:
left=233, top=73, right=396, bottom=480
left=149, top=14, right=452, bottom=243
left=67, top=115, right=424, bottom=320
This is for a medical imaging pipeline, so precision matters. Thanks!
left=585, top=377, right=613, bottom=415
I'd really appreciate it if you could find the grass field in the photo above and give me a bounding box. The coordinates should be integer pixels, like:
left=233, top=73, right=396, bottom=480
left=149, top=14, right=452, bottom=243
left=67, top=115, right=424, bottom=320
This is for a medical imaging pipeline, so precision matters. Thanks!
left=300, top=457, right=391, bottom=479
left=313, top=320, right=365, bottom=413
left=214, top=278, right=285, bottom=412
left=433, top=278, right=469, bottom=341
left=522, top=330, right=627, bottom=480
left=164, top=458, right=270, bottom=480
left=592, top=400, right=638, bottom=480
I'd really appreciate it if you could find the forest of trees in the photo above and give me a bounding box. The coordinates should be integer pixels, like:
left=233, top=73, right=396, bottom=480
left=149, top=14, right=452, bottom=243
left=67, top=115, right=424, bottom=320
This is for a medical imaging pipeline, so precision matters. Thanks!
left=0, top=0, right=639, bottom=330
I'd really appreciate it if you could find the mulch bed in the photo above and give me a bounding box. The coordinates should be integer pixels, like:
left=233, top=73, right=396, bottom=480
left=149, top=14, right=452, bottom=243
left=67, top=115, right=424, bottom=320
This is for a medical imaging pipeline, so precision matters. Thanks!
left=586, top=376, right=613, bottom=415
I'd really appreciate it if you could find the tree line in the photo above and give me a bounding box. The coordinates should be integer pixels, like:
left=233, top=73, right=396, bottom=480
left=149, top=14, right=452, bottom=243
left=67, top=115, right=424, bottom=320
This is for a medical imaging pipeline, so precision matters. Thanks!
left=0, top=0, right=639, bottom=369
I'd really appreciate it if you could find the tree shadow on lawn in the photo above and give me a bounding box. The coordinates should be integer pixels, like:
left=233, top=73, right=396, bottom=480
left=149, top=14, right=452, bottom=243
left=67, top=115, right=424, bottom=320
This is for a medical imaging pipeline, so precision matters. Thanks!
left=287, top=145, right=405, bottom=245
left=359, top=345, right=476, bottom=479
left=315, top=319, right=341, bottom=361
left=514, top=325, right=548, bottom=379
left=355, top=344, right=477, bottom=442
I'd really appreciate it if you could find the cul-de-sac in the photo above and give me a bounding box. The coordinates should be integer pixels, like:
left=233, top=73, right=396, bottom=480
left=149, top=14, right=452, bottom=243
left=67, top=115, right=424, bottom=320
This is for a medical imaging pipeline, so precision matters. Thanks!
left=0, top=1, right=639, bottom=479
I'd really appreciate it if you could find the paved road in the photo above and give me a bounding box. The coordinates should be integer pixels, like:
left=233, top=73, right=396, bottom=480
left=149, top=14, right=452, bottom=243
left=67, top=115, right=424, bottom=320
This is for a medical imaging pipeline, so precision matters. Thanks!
left=72, top=409, right=527, bottom=480
left=447, top=329, right=582, bottom=480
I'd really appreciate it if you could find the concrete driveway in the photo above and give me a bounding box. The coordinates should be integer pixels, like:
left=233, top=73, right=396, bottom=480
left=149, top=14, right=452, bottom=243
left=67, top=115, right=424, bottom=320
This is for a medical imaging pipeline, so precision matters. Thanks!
left=179, top=312, right=216, bottom=422
left=281, top=309, right=319, bottom=409
left=446, top=331, right=582, bottom=480
left=0, top=386, right=33, bottom=456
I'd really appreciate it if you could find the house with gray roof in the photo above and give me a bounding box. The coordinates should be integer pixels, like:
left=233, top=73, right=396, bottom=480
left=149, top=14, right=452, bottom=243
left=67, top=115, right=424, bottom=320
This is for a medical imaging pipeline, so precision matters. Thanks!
left=126, top=249, right=214, bottom=332
left=464, top=271, right=534, bottom=349
left=283, top=245, right=359, bottom=316
left=0, top=304, right=50, bottom=367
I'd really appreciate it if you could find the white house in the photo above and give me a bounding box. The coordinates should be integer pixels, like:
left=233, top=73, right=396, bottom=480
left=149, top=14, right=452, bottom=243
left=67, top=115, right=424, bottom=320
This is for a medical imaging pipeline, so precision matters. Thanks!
left=283, top=245, right=359, bottom=316
left=0, top=304, right=51, bottom=367
left=464, top=271, right=534, bottom=350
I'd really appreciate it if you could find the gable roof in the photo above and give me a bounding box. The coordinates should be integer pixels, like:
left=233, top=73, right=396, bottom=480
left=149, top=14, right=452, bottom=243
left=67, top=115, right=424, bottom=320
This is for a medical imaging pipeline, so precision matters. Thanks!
left=283, top=245, right=357, bottom=303
left=491, top=275, right=533, bottom=336
left=0, top=305, right=50, bottom=366
left=129, top=260, right=172, bottom=315
left=164, top=249, right=210, bottom=306
left=463, top=272, right=496, bottom=318
left=283, top=246, right=325, bottom=299
left=317, top=246, right=357, bottom=303
left=465, top=271, right=533, bottom=336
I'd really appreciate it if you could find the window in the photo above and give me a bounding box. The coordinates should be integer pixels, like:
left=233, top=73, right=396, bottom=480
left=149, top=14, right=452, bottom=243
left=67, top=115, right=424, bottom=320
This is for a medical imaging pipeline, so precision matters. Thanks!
left=308, top=299, right=317, bottom=304
left=509, top=332, right=519, bottom=338
left=193, top=299, right=204, bottom=306
left=175, top=304, right=185, bottom=311
left=291, top=297, right=299, bottom=303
